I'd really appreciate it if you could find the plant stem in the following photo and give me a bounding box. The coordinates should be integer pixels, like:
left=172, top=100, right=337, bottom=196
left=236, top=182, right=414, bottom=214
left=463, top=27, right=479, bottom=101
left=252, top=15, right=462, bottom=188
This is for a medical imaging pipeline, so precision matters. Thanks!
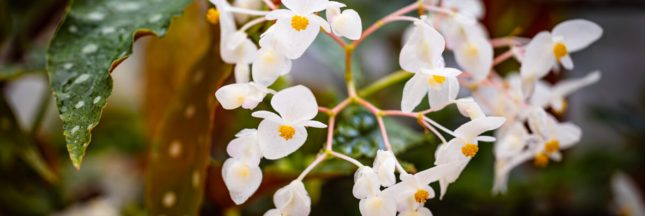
left=358, top=70, right=412, bottom=97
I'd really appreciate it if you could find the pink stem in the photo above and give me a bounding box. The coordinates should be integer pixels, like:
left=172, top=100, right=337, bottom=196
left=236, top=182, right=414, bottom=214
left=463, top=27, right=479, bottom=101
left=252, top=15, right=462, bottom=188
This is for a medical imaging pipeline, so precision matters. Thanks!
left=324, top=30, right=347, bottom=47
left=325, top=116, right=335, bottom=150
left=493, top=49, right=515, bottom=66
left=353, top=2, right=420, bottom=47
left=296, top=153, right=327, bottom=181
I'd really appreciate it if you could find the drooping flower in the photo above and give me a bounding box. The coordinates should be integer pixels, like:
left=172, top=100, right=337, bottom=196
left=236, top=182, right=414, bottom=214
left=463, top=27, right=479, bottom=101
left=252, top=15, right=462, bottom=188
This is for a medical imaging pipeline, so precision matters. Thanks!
left=383, top=163, right=456, bottom=213
left=215, top=82, right=274, bottom=110
left=265, top=0, right=331, bottom=59
left=264, top=181, right=311, bottom=216
left=210, top=0, right=258, bottom=77
left=373, top=150, right=397, bottom=187
left=434, top=116, right=505, bottom=198
left=252, top=27, right=293, bottom=86
left=222, top=129, right=263, bottom=204
left=353, top=166, right=397, bottom=216
left=530, top=71, right=601, bottom=114
left=326, top=1, right=362, bottom=40
left=455, top=97, right=485, bottom=119
left=520, top=19, right=602, bottom=96
left=252, top=85, right=327, bottom=159
left=492, top=123, right=534, bottom=194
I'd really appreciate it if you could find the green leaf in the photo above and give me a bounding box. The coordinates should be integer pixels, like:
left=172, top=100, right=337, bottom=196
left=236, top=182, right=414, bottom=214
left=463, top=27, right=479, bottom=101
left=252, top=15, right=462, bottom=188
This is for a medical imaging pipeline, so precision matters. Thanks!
left=46, top=0, right=193, bottom=168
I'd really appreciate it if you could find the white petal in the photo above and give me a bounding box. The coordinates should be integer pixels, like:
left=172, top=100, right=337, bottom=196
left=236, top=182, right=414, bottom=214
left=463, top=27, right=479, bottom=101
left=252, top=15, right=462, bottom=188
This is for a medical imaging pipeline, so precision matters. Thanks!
left=454, top=32, right=492, bottom=82
left=454, top=116, right=506, bottom=142
left=456, top=97, right=485, bottom=119
left=266, top=9, right=292, bottom=20
left=443, top=0, right=484, bottom=19
left=257, top=119, right=308, bottom=160
left=520, top=32, right=556, bottom=94
left=401, top=73, right=429, bottom=113
left=552, top=71, right=601, bottom=98
left=476, top=135, right=496, bottom=142
left=222, top=35, right=258, bottom=64
left=274, top=181, right=311, bottom=216
left=252, top=47, right=292, bottom=86
left=273, top=14, right=321, bottom=59
left=373, top=150, right=397, bottom=187
left=227, top=129, right=262, bottom=165
left=556, top=122, right=581, bottom=149
left=325, top=1, right=344, bottom=21
left=252, top=110, right=283, bottom=122
left=311, top=14, right=331, bottom=33
left=222, top=158, right=263, bottom=204
left=263, top=209, right=282, bottom=216
left=353, top=166, right=380, bottom=199
left=399, top=207, right=433, bottom=216
left=427, top=77, right=456, bottom=111
left=359, top=195, right=397, bottom=216
left=559, top=54, right=574, bottom=70
left=215, top=83, right=253, bottom=110
left=553, top=19, right=602, bottom=52
left=529, top=81, right=552, bottom=108
left=415, top=163, right=460, bottom=185
left=282, top=0, right=328, bottom=14
left=301, top=120, right=327, bottom=128
left=271, top=85, right=319, bottom=123
left=235, top=64, right=250, bottom=83
left=331, top=9, right=362, bottom=40
left=400, top=22, right=445, bottom=72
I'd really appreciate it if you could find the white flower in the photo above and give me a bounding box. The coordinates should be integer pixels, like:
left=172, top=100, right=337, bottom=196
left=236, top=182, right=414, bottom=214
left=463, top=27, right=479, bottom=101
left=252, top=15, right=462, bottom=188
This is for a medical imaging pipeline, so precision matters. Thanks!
left=383, top=164, right=456, bottom=212
left=400, top=19, right=462, bottom=112
left=353, top=166, right=397, bottom=216
left=398, top=207, right=433, bottom=216
left=520, top=19, right=602, bottom=96
left=455, top=97, right=485, bottom=119
left=441, top=0, right=484, bottom=19
left=326, top=1, right=362, bottom=40
left=252, top=85, right=327, bottom=159
left=527, top=108, right=581, bottom=164
left=265, top=0, right=331, bottom=59
left=530, top=71, right=601, bottom=113
left=612, top=172, right=645, bottom=216
left=373, top=150, right=397, bottom=187
left=450, top=23, right=492, bottom=82
left=265, top=181, right=311, bottom=216
left=222, top=129, right=264, bottom=204
left=434, top=116, right=505, bottom=198
left=215, top=82, right=274, bottom=110
left=252, top=27, right=293, bottom=86
left=492, top=123, right=534, bottom=194
left=211, top=0, right=258, bottom=66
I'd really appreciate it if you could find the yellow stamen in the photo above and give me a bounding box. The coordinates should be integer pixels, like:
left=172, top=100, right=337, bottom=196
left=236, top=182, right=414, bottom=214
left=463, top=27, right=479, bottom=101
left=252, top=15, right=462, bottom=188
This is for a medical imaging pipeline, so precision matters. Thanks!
left=291, top=15, right=309, bottom=31
left=278, top=125, right=296, bottom=140
left=414, top=189, right=429, bottom=203
left=534, top=152, right=549, bottom=168
left=236, top=164, right=250, bottom=177
left=553, top=42, right=568, bottom=60
left=544, top=139, right=560, bottom=154
left=206, top=8, right=220, bottom=25
left=554, top=99, right=568, bottom=115
left=428, top=75, right=447, bottom=87
left=461, top=143, right=478, bottom=158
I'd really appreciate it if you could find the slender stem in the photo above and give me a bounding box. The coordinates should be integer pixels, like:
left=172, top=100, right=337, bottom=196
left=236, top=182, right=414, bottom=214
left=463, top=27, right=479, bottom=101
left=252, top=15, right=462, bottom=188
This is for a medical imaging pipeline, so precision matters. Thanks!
left=238, top=17, right=267, bottom=33
left=355, top=97, right=380, bottom=114
left=382, top=110, right=448, bottom=145
left=358, top=70, right=412, bottom=97
left=353, top=2, right=420, bottom=47
left=227, top=7, right=270, bottom=16
left=261, top=0, right=277, bottom=10
left=324, top=31, right=347, bottom=47
left=329, top=151, right=363, bottom=167
left=420, top=119, right=448, bottom=145
left=376, top=115, right=393, bottom=151
left=325, top=116, right=335, bottom=150
left=345, top=46, right=356, bottom=97
left=490, top=37, right=530, bottom=48
left=332, top=98, right=352, bottom=114
left=296, top=153, right=328, bottom=181
left=493, top=49, right=515, bottom=66
left=423, top=116, right=456, bottom=137
left=395, top=160, right=408, bottom=175
left=318, top=106, right=331, bottom=114
left=388, top=16, right=420, bottom=23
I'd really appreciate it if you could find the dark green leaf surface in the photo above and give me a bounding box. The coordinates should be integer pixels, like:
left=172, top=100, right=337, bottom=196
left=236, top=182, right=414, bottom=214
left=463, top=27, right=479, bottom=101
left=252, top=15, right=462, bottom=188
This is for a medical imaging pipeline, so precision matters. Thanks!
left=46, top=0, right=192, bottom=168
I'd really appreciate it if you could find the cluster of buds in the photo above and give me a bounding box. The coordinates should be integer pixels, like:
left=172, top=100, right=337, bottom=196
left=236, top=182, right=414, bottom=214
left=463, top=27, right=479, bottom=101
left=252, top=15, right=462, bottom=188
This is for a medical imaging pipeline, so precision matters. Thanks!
left=209, top=0, right=603, bottom=215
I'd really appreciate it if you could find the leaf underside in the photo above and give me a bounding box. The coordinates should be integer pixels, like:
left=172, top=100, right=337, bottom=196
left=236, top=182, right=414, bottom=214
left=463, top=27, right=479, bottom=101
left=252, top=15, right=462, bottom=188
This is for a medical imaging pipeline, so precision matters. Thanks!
left=46, top=0, right=193, bottom=168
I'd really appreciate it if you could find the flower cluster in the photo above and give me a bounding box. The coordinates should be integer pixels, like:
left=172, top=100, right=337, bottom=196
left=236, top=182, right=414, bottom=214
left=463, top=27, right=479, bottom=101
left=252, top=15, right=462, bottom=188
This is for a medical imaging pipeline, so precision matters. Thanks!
left=209, top=0, right=603, bottom=215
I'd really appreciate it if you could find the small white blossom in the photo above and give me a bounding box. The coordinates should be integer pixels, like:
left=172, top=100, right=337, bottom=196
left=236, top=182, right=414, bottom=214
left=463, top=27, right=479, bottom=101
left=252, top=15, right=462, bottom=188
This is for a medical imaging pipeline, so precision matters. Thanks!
left=252, top=85, right=326, bottom=159
left=383, top=164, right=456, bottom=213
left=530, top=71, right=601, bottom=113
left=210, top=0, right=258, bottom=68
left=520, top=19, right=602, bottom=96
left=252, top=27, right=293, bottom=86
left=326, top=1, right=362, bottom=40
left=612, top=172, right=645, bottom=216
left=215, top=82, right=274, bottom=110
left=373, top=150, right=397, bottom=187
left=265, top=0, right=331, bottom=59
left=527, top=108, right=581, bottom=162
left=265, top=181, right=311, bottom=216
left=353, top=166, right=397, bottom=216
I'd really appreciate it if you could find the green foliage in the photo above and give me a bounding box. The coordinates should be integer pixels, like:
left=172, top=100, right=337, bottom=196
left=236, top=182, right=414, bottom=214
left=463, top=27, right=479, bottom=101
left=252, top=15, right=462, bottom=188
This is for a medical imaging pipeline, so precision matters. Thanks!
left=46, top=0, right=193, bottom=168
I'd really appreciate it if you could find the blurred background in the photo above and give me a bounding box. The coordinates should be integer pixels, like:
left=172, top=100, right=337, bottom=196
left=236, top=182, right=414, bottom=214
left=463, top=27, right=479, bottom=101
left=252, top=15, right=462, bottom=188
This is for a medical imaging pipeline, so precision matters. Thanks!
left=1, top=0, right=644, bottom=215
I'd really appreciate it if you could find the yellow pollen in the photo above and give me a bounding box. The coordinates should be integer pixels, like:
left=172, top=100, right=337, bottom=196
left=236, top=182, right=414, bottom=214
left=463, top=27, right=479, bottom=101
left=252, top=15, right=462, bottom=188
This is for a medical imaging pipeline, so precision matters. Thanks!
left=278, top=125, right=296, bottom=140
left=428, top=75, right=446, bottom=87
left=553, top=42, right=568, bottom=60
left=534, top=152, right=549, bottom=168
left=544, top=139, right=560, bottom=154
left=554, top=99, right=568, bottom=115
left=291, top=15, right=309, bottom=31
left=414, top=189, right=429, bottom=203
left=206, top=8, right=220, bottom=25
left=237, top=164, right=250, bottom=177
left=461, top=143, right=478, bottom=158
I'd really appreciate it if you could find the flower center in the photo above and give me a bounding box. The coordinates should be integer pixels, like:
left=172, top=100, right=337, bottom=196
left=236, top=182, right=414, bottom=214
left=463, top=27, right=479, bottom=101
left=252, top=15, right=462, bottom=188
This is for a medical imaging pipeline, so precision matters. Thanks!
left=236, top=164, right=250, bottom=177
left=467, top=43, right=479, bottom=56
left=544, top=139, right=560, bottom=154
left=428, top=75, right=446, bottom=87
left=461, top=143, right=478, bottom=157
left=553, top=42, right=568, bottom=60
left=206, top=8, right=220, bottom=25
left=291, top=15, right=309, bottom=31
left=278, top=125, right=296, bottom=140
left=414, top=189, right=429, bottom=203
left=534, top=152, right=549, bottom=167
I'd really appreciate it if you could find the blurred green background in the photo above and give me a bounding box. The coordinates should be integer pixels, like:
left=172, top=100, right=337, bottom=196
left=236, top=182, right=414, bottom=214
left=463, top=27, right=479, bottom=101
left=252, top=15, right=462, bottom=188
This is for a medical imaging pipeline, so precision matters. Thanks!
left=1, top=0, right=644, bottom=215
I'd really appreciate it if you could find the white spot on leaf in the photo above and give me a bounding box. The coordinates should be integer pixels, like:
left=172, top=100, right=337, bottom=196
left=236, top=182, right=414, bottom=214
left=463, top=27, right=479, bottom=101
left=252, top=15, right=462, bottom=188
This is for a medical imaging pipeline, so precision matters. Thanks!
left=192, top=171, right=200, bottom=188
left=168, top=140, right=182, bottom=158
left=71, top=126, right=80, bottom=133
left=162, top=192, right=176, bottom=208
left=114, top=2, right=140, bottom=11
left=184, top=105, right=195, bottom=118
left=149, top=14, right=162, bottom=22
left=73, top=74, right=91, bottom=84
left=93, top=96, right=102, bottom=104
left=69, top=25, right=78, bottom=33
left=101, top=26, right=115, bottom=34
left=87, top=12, right=105, bottom=21
left=63, top=63, right=74, bottom=70
left=82, top=44, right=98, bottom=54
left=75, top=101, right=85, bottom=109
